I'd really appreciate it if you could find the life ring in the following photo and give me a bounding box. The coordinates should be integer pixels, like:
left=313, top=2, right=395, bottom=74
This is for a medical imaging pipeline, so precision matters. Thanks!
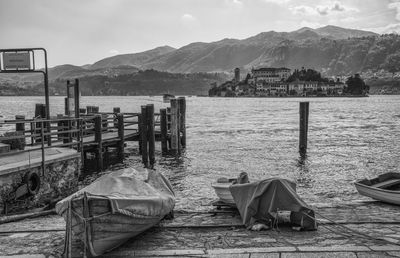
left=25, top=171, right=41, bottom=195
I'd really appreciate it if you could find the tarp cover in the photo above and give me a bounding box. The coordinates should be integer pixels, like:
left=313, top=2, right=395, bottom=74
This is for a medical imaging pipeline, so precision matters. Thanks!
left=229, top=178, right=317, bottom=230
left=56, top=167, right=175, bottom=218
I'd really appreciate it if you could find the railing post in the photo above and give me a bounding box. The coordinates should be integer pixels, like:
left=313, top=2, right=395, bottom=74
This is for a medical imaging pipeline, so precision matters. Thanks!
left=113, top=107, right=120, bottom=128
left=147, top=104, right=155, bottom=168
left=56, top=114, right=64, bottom=142
left=170, top=99, right=179, bottom=155
left=117, top=113, right=125, bottom=163
left=299, top=102, right=309, bottom=155
left=160, top=108, right=168, bottom=154
left=94, top=114, right=103, bottom=171
left=178, top=97, right=186, bottom=148
left=140, top=106, right=148, bottom=167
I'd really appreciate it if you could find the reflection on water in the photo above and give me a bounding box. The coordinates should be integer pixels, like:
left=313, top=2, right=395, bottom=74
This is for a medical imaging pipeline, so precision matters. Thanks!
left=1, top=95, right=400, bottom=210
left=295, top=154, right=314, bottom=189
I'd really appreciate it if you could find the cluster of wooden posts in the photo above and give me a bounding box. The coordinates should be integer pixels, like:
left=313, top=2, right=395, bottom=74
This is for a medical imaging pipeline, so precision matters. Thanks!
left=139, top=97, right=186, bottom=168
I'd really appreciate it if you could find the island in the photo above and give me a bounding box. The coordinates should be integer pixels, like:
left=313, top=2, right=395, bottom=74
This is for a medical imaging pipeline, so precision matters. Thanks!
left=209, top=67, right=369, bottom=97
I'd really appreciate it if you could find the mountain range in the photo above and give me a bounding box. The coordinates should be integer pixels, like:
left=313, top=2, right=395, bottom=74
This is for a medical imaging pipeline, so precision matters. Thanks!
left=1, top=25, right=400, bottom=95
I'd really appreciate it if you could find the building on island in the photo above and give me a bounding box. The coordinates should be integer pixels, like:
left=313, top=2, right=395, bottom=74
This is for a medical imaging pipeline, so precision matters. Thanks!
left=209, top=66, right=347, bottom=97
left=251, top=67, right=291, bottom=83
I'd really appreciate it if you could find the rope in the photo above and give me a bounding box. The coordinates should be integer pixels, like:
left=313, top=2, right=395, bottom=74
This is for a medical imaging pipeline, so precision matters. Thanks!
left=298, top=209, right=400, bottom=246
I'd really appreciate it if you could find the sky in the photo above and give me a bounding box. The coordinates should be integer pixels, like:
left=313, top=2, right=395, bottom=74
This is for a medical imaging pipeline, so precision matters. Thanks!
left=1, top=0, right=400, bottom=67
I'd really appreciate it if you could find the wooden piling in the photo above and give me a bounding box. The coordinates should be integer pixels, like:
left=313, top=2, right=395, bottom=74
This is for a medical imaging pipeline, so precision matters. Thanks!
left=147, top=104, right=155, bottom=168
left=94, top=115, right=103, bottom=171
left=117, top=113, right=125, bottom=163
left=178, top=97, right=186, bottom=148
left=299, top=102, right=309, bottom=155
left=170, top=99, right=179, bottom=154
left=140, top=106, right=148, bottom=167
left=160, top=108, right=168, bottom=154
left=64, top=98, right=69, bottom=116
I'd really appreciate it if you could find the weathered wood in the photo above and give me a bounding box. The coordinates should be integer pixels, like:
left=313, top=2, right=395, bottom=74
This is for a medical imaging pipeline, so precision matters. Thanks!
left=74, top=79, right=80, bottom=118
left=140, top=106, right=148, bottom=167
left=56, top=114, right=64, bottom=141
left=15, top=115, right=25, bottom=137
left=147, top=104, right=155, bottom=168
left=299, top=102, right=309, bottom=155
left=117, top=113, right=124, bottom=163
left=35, top=103, right=46, bottom=118
left=160, top=108, right=168, bottom=154
left=94, top=115, right=103, bottom=171
left=79, top=108, right=86, bottom=114
left=178, top=97, right=186, bottom=148
left=113, top=107, right=121, bottom=128
left=138, top=114, right=142, bottom=155
left=170, top=99, right=179, bottom=154
left=64, top=97, right=69, bottom=116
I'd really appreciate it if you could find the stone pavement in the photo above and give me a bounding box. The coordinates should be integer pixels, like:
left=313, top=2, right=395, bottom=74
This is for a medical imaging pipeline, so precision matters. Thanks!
left=0, top=201, right=400, bottom=257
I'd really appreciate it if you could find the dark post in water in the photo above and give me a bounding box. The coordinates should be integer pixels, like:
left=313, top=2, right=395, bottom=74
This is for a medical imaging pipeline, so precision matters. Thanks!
left=147, top=104, right=155, bottom=168
left=299, top=102, right=309, bottom=155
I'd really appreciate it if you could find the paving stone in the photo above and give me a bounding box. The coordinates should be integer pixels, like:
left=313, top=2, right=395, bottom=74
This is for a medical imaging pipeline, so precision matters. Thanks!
left=297, top=245, right=370, bottom=252
left=369, top=245, right=400, bottom=251
left=356, top=252, right=393, bottom=258
left=250, top=253, right=279, bottom=258
left=281, top=252, right=356, bottom=258
left=209, top=254, right=249, bottom=258
left=7, top=233, right=31, bottom=238
left=134, top=249, right=205, bottom=256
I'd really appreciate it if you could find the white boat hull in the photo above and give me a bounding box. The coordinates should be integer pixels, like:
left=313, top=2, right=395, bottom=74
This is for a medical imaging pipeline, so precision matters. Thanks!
left=355, top=182, right=400, bottom=205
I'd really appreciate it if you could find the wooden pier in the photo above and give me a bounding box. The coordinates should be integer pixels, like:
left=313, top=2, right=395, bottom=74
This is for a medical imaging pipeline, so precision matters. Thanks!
left=0, top=97, right=187, bottom=173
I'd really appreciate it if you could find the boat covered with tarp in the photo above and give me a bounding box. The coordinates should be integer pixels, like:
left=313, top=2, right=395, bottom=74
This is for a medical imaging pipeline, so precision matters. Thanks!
left=355, top=172, right=400, bottom=205
left=56, top=167, right=175, bottom=257
left=229, top=178, right=317, bottom=231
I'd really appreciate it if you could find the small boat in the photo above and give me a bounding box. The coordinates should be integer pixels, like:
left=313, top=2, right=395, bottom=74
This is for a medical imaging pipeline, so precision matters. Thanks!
left=56, top=168, right=175, bottom=257
left=211, top=181, right=235, bottom=204
left=163, top=93, right=175, bottom=103
left=354, top=172, right=400, bottom=205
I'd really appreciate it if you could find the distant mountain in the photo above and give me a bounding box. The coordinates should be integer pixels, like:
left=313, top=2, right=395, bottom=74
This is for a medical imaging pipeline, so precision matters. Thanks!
left=315, top=25, right=377, bottom=39
left=3, top=25, right=400, bottom=96
left=90, top=46, right=176, bottom=69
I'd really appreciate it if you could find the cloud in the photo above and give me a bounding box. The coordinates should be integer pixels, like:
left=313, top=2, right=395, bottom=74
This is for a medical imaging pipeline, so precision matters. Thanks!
left=316, top=6, right=329, bottom=15
left=290, top=5, right=318, bottom=16
left=389, top=1, right=400, bottom=20
left=181, top=13, right=196, bottom=22
left=331, top=2, right=345, bottom=12
left=291, top=1, right=358, bottom=16
left=367, top=23, right=400, bottom=34
left=225, top=0, right=243, bottom=9
left=109, top=49, right=119, bottom=55
left=262, top=0, right=290, bottom=4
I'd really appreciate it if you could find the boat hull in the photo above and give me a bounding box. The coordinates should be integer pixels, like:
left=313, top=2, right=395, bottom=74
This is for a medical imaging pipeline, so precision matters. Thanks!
left=355, top=172, right=400, bottom=205
left=355, top=182, right=400, bottom=205
left=56, top=168, right=175, bottom=256
left=68, top=196, right=162, bottom=256
left=211, top=183, right=235, bottom=204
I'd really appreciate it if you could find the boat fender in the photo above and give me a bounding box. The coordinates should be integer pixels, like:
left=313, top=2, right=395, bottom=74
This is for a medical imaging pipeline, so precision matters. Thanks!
left=25, top=171, right=41, bottom=195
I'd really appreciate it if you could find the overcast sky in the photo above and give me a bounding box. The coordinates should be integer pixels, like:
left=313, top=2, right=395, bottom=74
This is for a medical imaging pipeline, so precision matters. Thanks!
left=1, top=0, right=399, bottom=67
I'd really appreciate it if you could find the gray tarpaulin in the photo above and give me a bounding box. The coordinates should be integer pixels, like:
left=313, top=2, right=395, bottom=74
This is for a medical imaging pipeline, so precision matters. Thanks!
left=229, top=178, right=317, bottom=230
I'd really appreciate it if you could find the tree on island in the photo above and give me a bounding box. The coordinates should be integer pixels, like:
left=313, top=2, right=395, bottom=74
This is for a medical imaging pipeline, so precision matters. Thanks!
left=383, top=52, right=400, bottom=77
left=286, top=67, right=329, bottom=83
left=345, top=74, right=369, bottom=95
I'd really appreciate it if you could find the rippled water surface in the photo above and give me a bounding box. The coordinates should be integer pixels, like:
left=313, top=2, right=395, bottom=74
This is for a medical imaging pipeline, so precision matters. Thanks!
left=1, top=95, right=399, bottom=210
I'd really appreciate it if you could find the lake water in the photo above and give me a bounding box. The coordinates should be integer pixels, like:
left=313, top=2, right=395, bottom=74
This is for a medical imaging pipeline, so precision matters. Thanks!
left=1, top=95, right=399, bottom=210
